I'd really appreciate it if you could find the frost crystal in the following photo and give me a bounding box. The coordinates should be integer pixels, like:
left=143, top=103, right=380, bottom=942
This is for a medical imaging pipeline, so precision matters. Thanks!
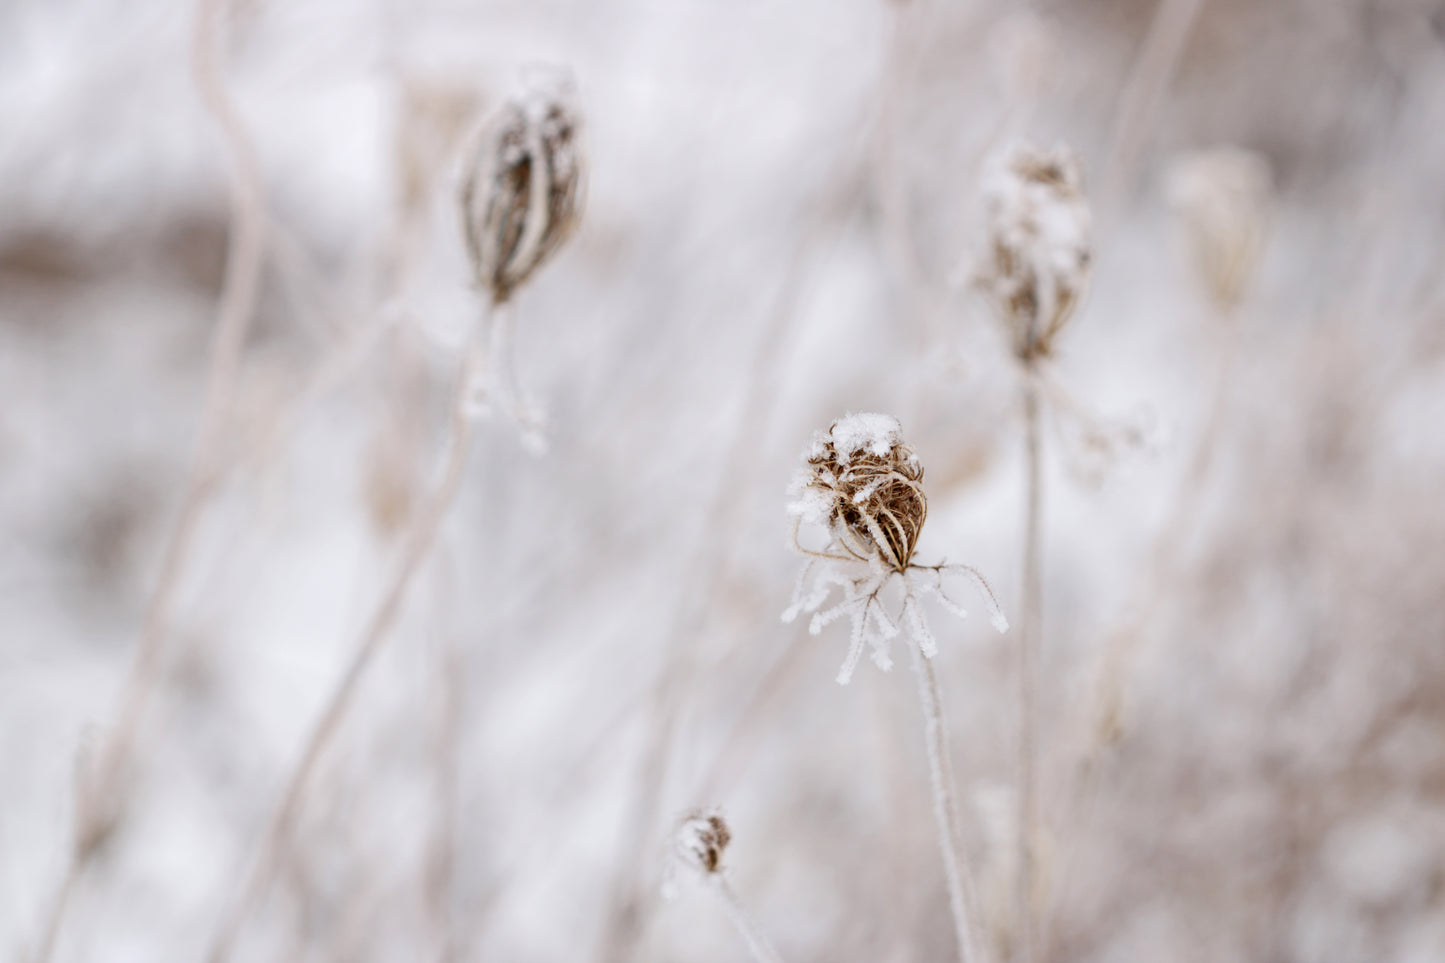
left=783, top=414, right=1009, bottom=684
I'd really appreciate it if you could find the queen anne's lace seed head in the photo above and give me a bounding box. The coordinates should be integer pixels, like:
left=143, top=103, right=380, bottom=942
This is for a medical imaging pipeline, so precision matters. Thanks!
left=784, top=414, right=1009, bottom=684
left=1165, top=147, right=1272, bottom=311
left=974, top=143, right=1092, bottom=361
left=460, top=75, right=585, bottom=305
left=787, top=413, right=927, bottom=573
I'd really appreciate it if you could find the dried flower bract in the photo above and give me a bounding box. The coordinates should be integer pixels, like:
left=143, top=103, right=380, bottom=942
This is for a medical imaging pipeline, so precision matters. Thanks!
left=460, top=75, right=585, bottom=305
left=789, top=412, right=926, bottom=573
left=974, top=143, right=1092, bottom=361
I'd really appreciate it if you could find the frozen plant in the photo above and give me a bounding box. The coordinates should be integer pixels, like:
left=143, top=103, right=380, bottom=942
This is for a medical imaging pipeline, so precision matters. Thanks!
left=970, top=142, right=1092, bottom=963
left=782, top=413, right=1004, bottom=963
left=457, top=69, right=587, bottom=451
left=783, top=412, right=1007, bottom=686
left=973, top=143, right=1091, bottom=362
left=666, top=810, right=784, bottom=963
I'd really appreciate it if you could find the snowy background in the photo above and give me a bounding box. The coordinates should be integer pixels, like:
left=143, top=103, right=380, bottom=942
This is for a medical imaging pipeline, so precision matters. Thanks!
left=3, top=0, right=1445, bottom=960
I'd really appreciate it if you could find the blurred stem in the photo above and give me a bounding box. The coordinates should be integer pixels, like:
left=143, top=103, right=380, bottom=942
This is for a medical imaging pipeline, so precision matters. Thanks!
left=1042, top=303, right=1241, bottom=958
left=911, top=639, right=986, bottom=963
left=32, top=2, right=267, bottom=960
left=710, top=876, right=785, bottom=963
left=1016, top=370, right=1043, bottom=963
left=204, top=313, right=488, bottom=963
left=1099, top=0, right=1207, bottom=227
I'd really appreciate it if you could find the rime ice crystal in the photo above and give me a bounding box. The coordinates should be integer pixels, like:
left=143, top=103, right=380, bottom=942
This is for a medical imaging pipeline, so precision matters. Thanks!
left=974, top=143, right=1092, bottom=360
left=784, top=414, right=1008, bottom=684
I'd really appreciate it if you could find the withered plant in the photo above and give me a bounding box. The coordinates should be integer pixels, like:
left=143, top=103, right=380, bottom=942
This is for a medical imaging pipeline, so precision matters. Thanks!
left=970, top=141, right=1091, bottom=963
left=783, top=413, right=1006, bottom=963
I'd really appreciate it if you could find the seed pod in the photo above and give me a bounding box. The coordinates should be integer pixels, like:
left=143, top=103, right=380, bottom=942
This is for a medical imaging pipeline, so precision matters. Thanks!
left=787, top=413, right=927, bottom=573
left=974, top=143, right=1092, bottom=361
left=460, top=78, right=584, bottom=305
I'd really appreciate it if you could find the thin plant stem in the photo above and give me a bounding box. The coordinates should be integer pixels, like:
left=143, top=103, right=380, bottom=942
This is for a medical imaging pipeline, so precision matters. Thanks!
left=909, top=638, right=985, bottom=963
left=1041, top=304, right=1241, bottom=959
left=1099, top=0, right=1208, bottom=227
left=1016, top=371, right=1044, bottom=963
left=31, top=2, right=267, bottom=959
left=204, top=313, right=489, bottom=963
left=710, top=876, right=785, bottom=963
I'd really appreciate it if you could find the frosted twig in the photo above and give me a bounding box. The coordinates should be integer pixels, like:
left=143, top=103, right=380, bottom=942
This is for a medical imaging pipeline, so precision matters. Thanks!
left=910, top=638, right=987, bottom=963
left=711, top=876, right=785, bottom=963
left=1015, top=376, right=1044, bottom=963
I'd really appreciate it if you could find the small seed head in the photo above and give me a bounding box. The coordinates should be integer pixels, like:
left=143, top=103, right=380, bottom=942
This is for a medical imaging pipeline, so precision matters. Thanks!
left=460, top=74, right=585, bottom=305
left=675, top=810, right=732, bottom=875
left=974, top=143, right=1092, bottom=361
left=788, top=413, right=927, bottom=572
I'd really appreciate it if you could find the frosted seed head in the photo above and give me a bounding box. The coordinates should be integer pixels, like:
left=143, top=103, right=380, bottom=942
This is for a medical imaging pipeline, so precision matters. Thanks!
left=460, top=72, right=585, bottom=305
left=787, top=413, right=927, bottom=572
left=674, top=809, right=732, bottom=875
left=1165, top=147, right=1272, bottom=311
left=974, top=142, right=1092, bottom=360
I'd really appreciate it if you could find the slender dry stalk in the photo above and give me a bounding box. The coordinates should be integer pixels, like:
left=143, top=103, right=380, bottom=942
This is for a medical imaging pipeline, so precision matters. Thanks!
left=1098, top=0, right=1207, bottom=222
left=910, top=639, right=986, bottom=963
left=425, top=556, right=464, bottom=963
left=31, top=2, right=266, bottom=959
left=204, top=320, right=487, bottom=963
left=710, top=876, right=785, bottom=963
left=969, top=142, right=1090, bottom=963
left=1015, top=372, right=1043, bottom=963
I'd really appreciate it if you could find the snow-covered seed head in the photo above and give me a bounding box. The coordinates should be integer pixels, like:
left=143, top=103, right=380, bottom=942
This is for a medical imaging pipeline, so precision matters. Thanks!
left=1165, top=147, right=1272, bottom=311
left=788, top=413, right=927, bottom=573
left=675, top=810, right=732, bottom=875
left=974, top=143, right=1092, bottom=361
left=460, top=73, right=585, bottom=305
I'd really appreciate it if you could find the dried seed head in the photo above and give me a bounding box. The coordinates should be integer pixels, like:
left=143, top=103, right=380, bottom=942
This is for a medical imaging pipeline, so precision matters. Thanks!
left=674, top=810, right=732, bottom=875
left=460, top=74, right=585, bottom=305
left=974, top=143, right=1092, bottom=361
left=1165, top=147, right=1272, bottom=311
left=787, top=413, right=927, bottom=572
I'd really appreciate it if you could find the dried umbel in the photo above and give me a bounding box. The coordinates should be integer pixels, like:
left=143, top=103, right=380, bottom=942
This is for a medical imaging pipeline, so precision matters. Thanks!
left=674, top=810, right=732, bottom=875
left=788, top=412, right=927, bottom=573
left=1165, top=147, right=1272, bottom=311
left=974, top=143, right=1092, bottom=361
left=784, top=414, right=1007, bottom=684
left=460, top=77, right=584, bottom=305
